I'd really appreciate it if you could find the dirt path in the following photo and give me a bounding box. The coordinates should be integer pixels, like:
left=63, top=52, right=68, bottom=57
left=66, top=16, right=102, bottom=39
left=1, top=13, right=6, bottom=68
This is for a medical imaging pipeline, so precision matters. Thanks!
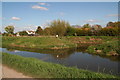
left=2, top=65, right=32, bottom=78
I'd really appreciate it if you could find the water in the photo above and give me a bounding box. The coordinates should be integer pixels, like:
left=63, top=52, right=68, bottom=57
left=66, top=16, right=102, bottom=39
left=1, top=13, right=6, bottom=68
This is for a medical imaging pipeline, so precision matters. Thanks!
left=1, top=47, right=120, bottom=76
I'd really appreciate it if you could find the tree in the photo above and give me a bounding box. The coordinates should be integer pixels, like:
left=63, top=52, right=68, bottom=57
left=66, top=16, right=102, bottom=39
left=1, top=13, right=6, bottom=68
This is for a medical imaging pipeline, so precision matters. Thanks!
left=48, top=19, right=70, bottom=36
left=114, top=21, right=120, bottom=27
left=5, top=25, right=14, bottom=34
left=66, top=27, right=77, bottom=36
left=18, top=31, right=28, bottom=36
left=98, top=26, right=119, bottom=36
left=44, top=27, right=52, bottom=35
left=106, top=22, right=114, bottom=27
left=91, top=24, right=102, bottom=36
left=92, top=25, right=102, bottom=31
left=82, top=24, right=91, bottom=28
left=36, top=26, right=43, bottom=35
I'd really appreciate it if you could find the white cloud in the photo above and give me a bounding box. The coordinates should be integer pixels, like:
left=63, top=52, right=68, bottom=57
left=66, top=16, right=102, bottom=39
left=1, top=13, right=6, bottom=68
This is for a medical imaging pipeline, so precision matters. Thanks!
left=11, top=17, right=21, bottom=21
left=32, top=5, right=48, bottom=11
left=85, top=19, right=101, bottom=23
left=38, top=3, right=50, bottom=6
left=106, top=14, right=120, bottom=17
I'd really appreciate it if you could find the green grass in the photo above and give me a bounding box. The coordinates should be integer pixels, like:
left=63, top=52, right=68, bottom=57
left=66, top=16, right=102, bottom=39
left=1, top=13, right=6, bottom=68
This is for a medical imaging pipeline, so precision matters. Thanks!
left=3, top=36, right=118, bottom=49
left=2, top=36, right=76, bottom=49
left=2, top=52, right=119, bottom=78
left=86, top=40, right=119, bottom=56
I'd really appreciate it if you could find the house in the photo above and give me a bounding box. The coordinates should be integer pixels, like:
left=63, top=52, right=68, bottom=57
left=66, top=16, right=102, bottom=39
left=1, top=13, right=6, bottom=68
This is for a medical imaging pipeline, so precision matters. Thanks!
left=26, top=30, right=36, bottom=36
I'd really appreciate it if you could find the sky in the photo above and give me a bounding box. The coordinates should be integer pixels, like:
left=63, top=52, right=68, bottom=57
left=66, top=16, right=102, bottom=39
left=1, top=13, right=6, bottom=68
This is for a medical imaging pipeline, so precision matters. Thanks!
left=1, top=2, right=118, bottom=33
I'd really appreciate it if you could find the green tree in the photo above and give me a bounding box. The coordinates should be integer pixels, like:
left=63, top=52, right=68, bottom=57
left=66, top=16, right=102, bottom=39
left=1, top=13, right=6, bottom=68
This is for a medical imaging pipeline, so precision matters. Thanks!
left=5, top=25, right=14, bottom=34
left=106, top=22, right=114, bottom=27
left=76, top=28, right=88, bottom=36
left=48, top=19, right=70, bottom=36
left=92, top=25, right=102, bottom=31
left=82, top=24, right=91, bottom=28
left=91, top=24, right=102, bottom=36
left=98, top=27, right=119, bottom=36
left=44, top=27, right=52, bottom=35
left=36, top=26, right=43, bottom=35
left=18, top=31, right=28, bottom=36
left=66, top=27, right=77, bottom=36
left=106, top=21, right=120, bottom=28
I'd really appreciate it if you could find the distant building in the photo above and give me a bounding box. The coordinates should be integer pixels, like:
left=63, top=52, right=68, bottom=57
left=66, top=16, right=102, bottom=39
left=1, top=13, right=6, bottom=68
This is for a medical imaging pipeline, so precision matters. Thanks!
left=26, top=30, right=36, bottom=36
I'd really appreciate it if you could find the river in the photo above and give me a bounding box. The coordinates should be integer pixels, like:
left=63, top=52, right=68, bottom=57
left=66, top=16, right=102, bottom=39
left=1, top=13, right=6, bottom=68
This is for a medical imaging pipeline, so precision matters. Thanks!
left=1, top=47, right=120, bottom=76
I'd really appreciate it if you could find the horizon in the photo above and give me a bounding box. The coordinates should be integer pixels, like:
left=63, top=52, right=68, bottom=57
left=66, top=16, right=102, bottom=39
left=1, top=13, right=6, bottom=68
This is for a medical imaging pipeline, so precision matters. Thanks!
left=1, top=2, right=118, bottom=33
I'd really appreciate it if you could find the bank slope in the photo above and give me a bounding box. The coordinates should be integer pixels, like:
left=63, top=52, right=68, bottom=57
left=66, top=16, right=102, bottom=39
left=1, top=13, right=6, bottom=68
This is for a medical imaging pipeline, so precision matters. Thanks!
left=2, top=52, right=119, bottom=78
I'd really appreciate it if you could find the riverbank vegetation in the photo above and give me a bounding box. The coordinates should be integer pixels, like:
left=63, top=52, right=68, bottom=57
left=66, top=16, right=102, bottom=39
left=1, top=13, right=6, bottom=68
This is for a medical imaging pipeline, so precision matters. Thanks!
left=86, top=40, right=119, bottom=56
left=2, top=52, right=119, bottom=78
left=2, top=36, right=119, bottom=56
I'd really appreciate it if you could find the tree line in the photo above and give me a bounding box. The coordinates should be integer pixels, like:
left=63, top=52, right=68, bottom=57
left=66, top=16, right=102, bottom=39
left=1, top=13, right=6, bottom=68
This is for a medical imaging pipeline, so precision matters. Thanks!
left=2, top=19, right=120, bottom=36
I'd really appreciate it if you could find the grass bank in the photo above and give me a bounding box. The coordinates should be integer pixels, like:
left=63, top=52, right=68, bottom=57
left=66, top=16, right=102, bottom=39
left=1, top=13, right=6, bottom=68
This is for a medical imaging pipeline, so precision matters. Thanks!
left=2, top=36, right=77, bottom=49
left=86, top=40, right=120, bottom=56
left=2, top=36, right=119, bottom=56
left=2, top=36, right=116, bottom=49
left=2, top=52, right=119, bottom=78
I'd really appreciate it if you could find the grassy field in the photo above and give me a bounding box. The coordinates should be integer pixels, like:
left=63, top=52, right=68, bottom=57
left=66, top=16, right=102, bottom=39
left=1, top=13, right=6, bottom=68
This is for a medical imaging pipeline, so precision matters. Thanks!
left=2, top=36, right=119, bottom=56
left=2, top=36, right=77, bottom=49
left=2, top=36, right=113, bottom=48
left=2, top=52, right=119, bottom=78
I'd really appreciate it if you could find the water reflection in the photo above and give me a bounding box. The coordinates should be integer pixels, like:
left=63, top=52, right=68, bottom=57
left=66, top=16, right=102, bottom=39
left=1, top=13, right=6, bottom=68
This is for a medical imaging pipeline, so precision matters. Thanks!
left=6, top=47, right=77, bottom=59
left=6, top=48, right=20, bottom=52
left=4, top=46, right=120, bottom=61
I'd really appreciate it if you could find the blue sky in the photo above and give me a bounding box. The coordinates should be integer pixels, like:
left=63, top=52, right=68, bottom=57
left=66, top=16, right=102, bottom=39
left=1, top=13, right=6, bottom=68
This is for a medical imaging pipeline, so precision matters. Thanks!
left=2, top=2, right=118, bottom=32
left=2, top=0, right=120, bottom=2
